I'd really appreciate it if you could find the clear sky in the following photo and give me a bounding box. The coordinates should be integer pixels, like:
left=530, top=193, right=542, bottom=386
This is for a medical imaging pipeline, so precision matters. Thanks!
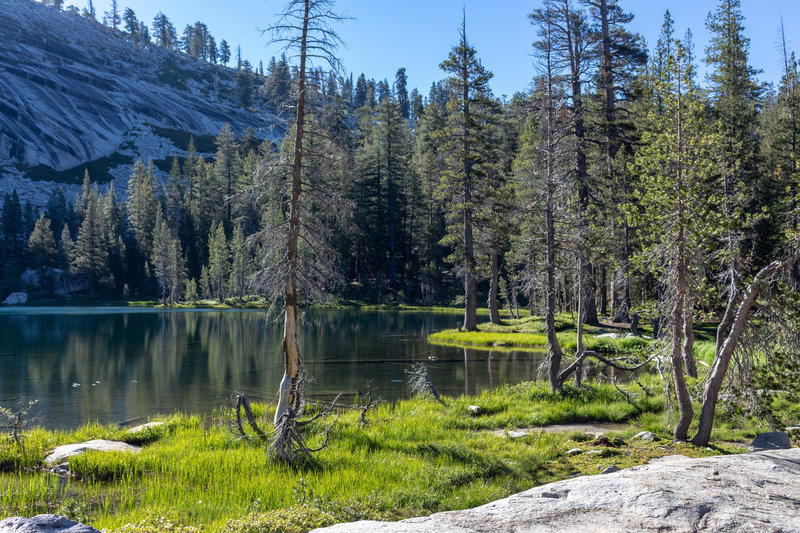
left=69, top=0, right=800, bottom=97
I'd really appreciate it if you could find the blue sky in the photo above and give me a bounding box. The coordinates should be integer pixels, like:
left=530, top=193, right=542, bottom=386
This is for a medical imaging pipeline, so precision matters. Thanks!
left=72, top=0, right=800, bottom=97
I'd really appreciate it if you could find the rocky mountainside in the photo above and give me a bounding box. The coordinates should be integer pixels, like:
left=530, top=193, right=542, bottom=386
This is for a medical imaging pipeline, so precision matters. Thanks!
left=0, top=0, right=277, bottom=204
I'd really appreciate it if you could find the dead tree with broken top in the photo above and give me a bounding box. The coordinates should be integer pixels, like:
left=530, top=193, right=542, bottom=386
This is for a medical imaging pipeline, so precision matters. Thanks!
left=250, top=0, right=349, bottom=454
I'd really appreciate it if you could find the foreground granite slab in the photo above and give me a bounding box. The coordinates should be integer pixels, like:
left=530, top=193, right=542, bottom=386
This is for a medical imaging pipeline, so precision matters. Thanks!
left=313, top=449, right=800, bottom=533
left=0, top=514, right=99, bottom=532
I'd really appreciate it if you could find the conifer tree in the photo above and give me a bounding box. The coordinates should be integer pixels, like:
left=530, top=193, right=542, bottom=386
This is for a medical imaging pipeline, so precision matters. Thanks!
left=152, top=205, right=184, bottom=305
left=72, top=182, right=109, bottom=297
left=214, top=124, right=240, bottom=225
left=105, top=0, right=120, bottom=30
left=123, top=7, right=138, bottom=34
left=255, top=0, right=349, bottom=430
left=439, top=15, right=494, bottom=331
left=705, top=0, right=763, bottom=299
left=207, top=221, right=228, bottom=301
left=219, top=39, right=231, bottom=66
left=152, top=12, right=177, bottom=49
left=229, top=223, right=248, bottom=302
left=126, top=160, right=157, bottom=259
left=630, top=40, right=722, bottom=440
left=26, top=213, right=58, bottom=282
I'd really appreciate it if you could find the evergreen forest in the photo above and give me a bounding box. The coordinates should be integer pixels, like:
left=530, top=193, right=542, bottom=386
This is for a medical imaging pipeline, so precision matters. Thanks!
left=3, top=0, right=799, bottom=337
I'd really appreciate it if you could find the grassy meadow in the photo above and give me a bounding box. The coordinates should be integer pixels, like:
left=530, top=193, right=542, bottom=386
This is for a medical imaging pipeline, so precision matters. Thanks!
left=0, top=377, right=771, bottom=533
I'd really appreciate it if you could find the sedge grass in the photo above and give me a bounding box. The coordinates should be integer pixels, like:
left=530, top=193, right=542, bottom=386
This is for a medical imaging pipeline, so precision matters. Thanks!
left=0, top=381, right=772, bottom=532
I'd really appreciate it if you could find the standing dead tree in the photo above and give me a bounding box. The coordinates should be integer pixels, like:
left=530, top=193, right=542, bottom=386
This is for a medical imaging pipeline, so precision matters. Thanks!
left=692, top=245, right=800, bottom=446
left=249, top=0, right=350, bottom=461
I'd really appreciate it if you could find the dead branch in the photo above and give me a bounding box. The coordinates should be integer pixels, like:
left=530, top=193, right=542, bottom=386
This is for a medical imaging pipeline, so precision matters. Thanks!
left=234, top=392, right=267, bottom=440
left=406, top=363, right=441, bottom=402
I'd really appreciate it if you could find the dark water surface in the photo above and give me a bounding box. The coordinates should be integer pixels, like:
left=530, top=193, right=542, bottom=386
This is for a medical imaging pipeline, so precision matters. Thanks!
left=0, top=307, right=549, bottom=429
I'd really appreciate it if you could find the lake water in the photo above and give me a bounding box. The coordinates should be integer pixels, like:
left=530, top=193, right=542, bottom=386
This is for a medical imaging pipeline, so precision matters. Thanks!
left=0, top=307, right=554, bottom=430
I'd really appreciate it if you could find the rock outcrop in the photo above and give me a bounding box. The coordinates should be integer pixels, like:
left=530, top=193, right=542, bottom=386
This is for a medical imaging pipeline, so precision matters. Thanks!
left=313, top=449, right=800, bottom=533
left=44, top=439, right=140, bottom=465
left=2, top=292, right=27, bottom=305
left=0, top=514, right=99, bottom=532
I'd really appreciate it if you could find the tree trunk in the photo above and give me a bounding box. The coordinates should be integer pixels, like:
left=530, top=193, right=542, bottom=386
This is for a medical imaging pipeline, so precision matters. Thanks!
left=462, top=44, right=477, bottom=332
left=274, top=0, right=309, bottom=426
left=672, top=238, right=693, bottom=441
left=488, top=248, right=501, bottom=324
left=682, top=300, right=697, bottom=378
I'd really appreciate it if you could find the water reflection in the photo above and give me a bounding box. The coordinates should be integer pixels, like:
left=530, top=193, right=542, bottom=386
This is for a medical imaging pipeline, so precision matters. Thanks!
left=0, top=308, right=552, bottom=429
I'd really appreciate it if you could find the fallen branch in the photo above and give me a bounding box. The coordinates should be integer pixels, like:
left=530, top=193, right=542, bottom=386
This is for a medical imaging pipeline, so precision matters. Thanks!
left=234, top=392, right=267, bottom=440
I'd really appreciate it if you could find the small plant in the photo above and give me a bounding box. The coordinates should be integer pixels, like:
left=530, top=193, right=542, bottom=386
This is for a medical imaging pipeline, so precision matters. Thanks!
left=0, top=399, right=39, bottom=450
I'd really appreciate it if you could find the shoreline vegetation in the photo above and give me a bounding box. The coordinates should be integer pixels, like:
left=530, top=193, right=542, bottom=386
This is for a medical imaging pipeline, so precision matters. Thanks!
left=0, top=380, right=772, bottom=533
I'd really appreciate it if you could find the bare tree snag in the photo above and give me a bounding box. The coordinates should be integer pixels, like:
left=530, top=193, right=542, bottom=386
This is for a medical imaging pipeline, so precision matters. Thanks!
left=692, top=247, right=800, bottom=446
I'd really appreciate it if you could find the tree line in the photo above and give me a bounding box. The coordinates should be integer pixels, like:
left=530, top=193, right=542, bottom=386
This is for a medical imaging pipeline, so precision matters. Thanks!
left=2, top=0, right=797, bottom=332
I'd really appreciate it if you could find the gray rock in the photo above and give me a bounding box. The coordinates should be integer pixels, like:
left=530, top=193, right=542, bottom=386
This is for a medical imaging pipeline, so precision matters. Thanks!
left=2, top=292, right=28, bottom=305
left=566, top=448, right=583, bottom=456
left=311, top=449, right=800, bottom=533
left=505, top=431, right=528, bottom=439
left=632, top=431, right=656, bottom=442
left=44, top=440, right=140, bottom=465
left=749, top=431, right=791, bottom=453
left=600, top=465, right=621, bottom=474
left=585, top=450, right=603, bottom=456
left=0, top=514, right=99, bottom=532
left=126, top=421, right=165, bottom=434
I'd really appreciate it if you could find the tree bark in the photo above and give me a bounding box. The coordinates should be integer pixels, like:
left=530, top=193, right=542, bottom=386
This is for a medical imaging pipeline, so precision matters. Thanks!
left=488, top=248, right=501, bottom=324
left=682, top=300, right=697, bottom=378
left=462, top=41, right=477, bottom=332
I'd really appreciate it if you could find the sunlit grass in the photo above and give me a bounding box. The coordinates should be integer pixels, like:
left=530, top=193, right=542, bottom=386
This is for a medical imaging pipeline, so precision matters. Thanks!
left=0, top=380, right=774, bottom=532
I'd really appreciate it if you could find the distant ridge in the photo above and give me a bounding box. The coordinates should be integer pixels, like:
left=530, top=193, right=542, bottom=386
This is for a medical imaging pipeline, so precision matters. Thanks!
left=0, top=0, right=275, bottom=190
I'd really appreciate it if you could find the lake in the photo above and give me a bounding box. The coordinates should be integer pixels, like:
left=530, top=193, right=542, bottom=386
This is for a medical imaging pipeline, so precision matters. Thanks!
left=0, top=307, right=552, bottom=430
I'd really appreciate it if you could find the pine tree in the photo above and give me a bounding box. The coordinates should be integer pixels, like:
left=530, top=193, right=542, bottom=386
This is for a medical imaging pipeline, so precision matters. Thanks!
left=82, top=0, right=96, bottom=22
left=72, top=182, right=109, bottom=297
left=126, top=160, right=157, bottom=259
left=123, top=7, right=138, bottom=34
left=439, top=15, right=495, bottom=331
left=26, top=213, right=58, bottom=282
left=152, top=205, right=184, bottom=305
left=355, top=74, right=368, bottom=107
left=152, top=12, right=177, bottom=49
left=705, top=0, right=764, bottom=299
left=207, top=221, right=228, bottom=301
left=105, top=0, right=120, bottom=30
left=214, top=124, right=240, bottom=225
left=395, top=68, right=410, bottom=120
left=229, top=223, right=248, bottom=302
left=219, top=40, right=231, bottom=66
left=1, top=190, right=24, bottom=261
left=630, top=40, right=722, bottom=440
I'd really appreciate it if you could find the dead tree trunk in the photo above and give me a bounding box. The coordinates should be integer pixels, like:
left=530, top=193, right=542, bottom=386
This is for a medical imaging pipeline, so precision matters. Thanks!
left=692, top=248, right=800, bottom=446
left=274, top=0, right=309, bottom=426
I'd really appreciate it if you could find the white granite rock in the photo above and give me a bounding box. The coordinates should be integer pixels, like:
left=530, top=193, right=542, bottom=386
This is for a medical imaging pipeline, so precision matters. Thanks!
left=312, top=449, right=800, bottom=533
left=44, top=440, right=140, bottom=465
left=0, top=514, right=99, bottom=532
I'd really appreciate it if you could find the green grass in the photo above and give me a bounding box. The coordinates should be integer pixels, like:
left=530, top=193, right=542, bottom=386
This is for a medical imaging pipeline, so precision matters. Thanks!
left=0, top=379, right=772, bottom=532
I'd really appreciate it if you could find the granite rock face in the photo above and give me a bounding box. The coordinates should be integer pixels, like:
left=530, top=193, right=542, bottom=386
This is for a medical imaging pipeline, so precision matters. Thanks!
left=0, top=0, right=279, bottom=207
left=313, top=449, right=800, bottom=533
left=0, top=514, right=99, bottom=532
